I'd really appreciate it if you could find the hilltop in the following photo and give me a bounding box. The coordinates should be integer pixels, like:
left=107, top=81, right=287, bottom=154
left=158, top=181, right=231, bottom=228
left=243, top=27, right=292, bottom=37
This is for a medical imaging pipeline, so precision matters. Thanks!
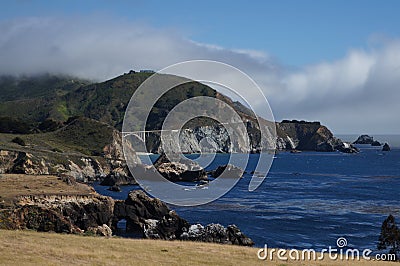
left=0, top=72, right=355, bottom=155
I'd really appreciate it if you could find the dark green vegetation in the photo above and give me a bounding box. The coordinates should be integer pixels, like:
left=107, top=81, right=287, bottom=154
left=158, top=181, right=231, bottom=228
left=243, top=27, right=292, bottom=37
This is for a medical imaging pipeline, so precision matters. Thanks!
left=0, top=74, right=90, bottom=124
left=0, top=72, right=241, bottom=132
left=378, top=214, right=400, bottom=260
left=0, top=117, right=114, bottom=157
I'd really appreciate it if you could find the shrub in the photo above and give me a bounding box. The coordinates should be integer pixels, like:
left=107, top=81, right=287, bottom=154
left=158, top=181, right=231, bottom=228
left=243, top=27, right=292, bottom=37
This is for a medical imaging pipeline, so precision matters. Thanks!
left=11, top=137, right=26, bottom=146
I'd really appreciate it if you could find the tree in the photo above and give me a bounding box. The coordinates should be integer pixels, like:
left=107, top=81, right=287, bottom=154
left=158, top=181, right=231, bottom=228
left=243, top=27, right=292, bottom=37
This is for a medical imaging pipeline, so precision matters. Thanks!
left=378, top=214, right=400, bottom=259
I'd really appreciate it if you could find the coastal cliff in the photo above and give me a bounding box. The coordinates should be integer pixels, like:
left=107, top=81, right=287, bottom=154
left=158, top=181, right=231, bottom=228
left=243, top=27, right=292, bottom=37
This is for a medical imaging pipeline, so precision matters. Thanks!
left=0, top=117, right=141, bottom=182
left=144, top=120, right=356, bottom=154
left=0, top=174, right=253, bottom=246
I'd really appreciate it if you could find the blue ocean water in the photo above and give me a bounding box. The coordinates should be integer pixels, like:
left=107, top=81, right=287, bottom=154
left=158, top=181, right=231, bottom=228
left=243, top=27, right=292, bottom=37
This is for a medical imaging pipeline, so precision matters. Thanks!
left=94, top=145, right=400, bottom=251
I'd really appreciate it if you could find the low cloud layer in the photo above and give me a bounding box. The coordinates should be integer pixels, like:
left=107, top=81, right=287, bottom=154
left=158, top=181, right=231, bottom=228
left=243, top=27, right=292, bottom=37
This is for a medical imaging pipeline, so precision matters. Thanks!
left=1, top=17, right=399, bottom=134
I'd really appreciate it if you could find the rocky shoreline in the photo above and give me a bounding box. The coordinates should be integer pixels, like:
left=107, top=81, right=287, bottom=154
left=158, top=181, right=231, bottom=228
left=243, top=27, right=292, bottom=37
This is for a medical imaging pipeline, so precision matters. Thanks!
left=0, top=174, right=254, bottom=246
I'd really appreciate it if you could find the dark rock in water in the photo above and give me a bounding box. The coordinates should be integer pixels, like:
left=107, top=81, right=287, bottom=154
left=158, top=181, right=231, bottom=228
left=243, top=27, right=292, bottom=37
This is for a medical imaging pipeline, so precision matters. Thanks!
left=210, top=164, right=243, bottom=179
left=290, top=149, right=302, bottom=153
left=382, top=143, right=391, bottom=151
left=143, top=210, right=190, bottom=240
left=316, top=142, right=334, bottom=152
left=353, top=135, right=374, bottom=144
left=180, top=223, right=254, bottom=246
left=113, top=190, right=172, bottom=235
left=227, top=225, right=255, bottom=246
left=371, top=140, right=382, bottom=146
left=107, top=185, right=121, bottom=192
left=338, top=145, right=359, bottom=154
left=153, top=153, right=207, bottom=182
left=334, top=140, right=359, bottom=153
left=276, top=123, right=349, bottom=153
left=100, top=173, right=137, bottom=186
left=113, top=190, right=254, bottom=246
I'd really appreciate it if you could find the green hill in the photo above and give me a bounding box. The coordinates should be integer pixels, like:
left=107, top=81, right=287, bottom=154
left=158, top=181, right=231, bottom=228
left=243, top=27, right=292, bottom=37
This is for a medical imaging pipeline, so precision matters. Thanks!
left=0, top=71, right=254, bottom=132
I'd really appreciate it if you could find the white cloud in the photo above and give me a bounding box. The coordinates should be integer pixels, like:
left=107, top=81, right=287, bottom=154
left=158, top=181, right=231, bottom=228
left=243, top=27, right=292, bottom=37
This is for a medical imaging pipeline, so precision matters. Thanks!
left=0, top=16, right=399, bottom=134
left=272, top=42, right=400, bottom=133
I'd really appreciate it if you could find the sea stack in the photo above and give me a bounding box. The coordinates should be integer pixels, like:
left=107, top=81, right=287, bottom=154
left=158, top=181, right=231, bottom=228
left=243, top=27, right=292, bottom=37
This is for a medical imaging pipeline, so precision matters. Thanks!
left=382, top=143, right=391, bottom=151
left=353, top=135, right=374, bottom=145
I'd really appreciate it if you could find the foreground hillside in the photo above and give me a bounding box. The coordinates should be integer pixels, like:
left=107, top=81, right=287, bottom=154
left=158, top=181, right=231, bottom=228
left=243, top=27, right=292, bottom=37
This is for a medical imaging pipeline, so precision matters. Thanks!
left=0, top=230, right=394, bottom=266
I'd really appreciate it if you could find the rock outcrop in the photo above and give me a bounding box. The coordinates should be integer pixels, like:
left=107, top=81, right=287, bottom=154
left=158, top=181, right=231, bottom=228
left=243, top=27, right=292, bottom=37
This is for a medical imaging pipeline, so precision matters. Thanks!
left=1, top=193, right=114, bottom=236
left=210, top=164, right=243, bottom=179
left=113, top=190, right=254, bottom=246
left=382, top=143, right=391, bottom=151
left=353, top=135, right=374, bottom=145
left=180, top=223, right=254, bottom=246
left=100, top=173, right=137, bottom=186
left=276, top=121, right=358, bottom=153
left=0, top=129, right=140, bottom=182
left=353, top=135, right=383, bottom=147
left=371, top=140, right=382, bottom=146
left=153, top=153, right=207, bottom=182
left=0, top=175, right=254, bottom=246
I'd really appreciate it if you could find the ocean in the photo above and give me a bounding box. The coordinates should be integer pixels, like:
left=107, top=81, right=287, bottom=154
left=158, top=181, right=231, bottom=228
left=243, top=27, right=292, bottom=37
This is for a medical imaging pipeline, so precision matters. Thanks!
left=94, top=142, right=400, bottom=251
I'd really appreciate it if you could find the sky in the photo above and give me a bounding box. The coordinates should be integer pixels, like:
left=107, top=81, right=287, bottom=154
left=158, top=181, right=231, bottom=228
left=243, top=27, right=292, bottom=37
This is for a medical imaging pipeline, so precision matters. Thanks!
left=1, top=0, right=400, bottom=134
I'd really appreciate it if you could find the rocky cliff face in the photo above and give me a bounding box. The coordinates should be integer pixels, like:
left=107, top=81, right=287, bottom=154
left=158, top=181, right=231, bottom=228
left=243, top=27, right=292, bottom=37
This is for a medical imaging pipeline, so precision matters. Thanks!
left=277, top=122, right=358, bottom=153
left=0, top=192, right=115, bottom=236
left=0, top=176, right=253, bottom=246
left=153, top=125, right=244, bottom=154
left=145, top=120, right=355, bottom=154
left=0, top=130, right=141, bottom=182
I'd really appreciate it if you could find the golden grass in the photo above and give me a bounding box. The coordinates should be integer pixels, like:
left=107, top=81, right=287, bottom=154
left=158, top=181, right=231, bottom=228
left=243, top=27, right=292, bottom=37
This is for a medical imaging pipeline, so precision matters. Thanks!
left=0, top=230, right=397, bottom=266
left=0, top=174, right=94, bottom=204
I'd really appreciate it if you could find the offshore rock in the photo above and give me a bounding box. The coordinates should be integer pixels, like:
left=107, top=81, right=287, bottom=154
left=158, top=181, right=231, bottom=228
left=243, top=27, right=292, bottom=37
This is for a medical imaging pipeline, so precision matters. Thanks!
left=353, top=135, right=374, bottom=145
left=153, top=153, right=207, bottom=182
left=371, top=140, right=382, bottom=146
left=210, top=164, right=243, bottom=179
left=382, top=143, right=391, bottom=151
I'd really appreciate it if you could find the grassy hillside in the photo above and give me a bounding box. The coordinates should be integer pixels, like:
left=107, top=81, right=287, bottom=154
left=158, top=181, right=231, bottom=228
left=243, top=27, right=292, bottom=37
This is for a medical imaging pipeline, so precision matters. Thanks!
left=0, top=117, right=115, bottom=156
left=0, top=72, right=256, bottom=132
left=0, top=74, right=89, bottom=102
left=0, top=74, right=90, bottom=124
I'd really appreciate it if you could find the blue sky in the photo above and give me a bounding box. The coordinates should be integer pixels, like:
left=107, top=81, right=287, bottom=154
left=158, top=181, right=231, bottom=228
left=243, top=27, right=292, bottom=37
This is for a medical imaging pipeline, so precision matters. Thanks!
left=2, top=0, right=399, bottom=66
left=1, top=1, right=400, bottom=133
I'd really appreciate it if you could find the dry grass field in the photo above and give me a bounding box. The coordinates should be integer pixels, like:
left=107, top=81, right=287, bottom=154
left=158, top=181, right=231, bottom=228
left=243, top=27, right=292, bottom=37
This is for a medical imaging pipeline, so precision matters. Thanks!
left=0, top=174, right=94, bottom=205
left=0, top=230, right=397, bottom=266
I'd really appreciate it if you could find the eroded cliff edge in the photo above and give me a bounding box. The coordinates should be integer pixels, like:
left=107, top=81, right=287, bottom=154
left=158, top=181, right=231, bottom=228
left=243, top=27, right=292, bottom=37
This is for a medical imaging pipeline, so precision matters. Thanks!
left=0, top=174, right=254, bottom=246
